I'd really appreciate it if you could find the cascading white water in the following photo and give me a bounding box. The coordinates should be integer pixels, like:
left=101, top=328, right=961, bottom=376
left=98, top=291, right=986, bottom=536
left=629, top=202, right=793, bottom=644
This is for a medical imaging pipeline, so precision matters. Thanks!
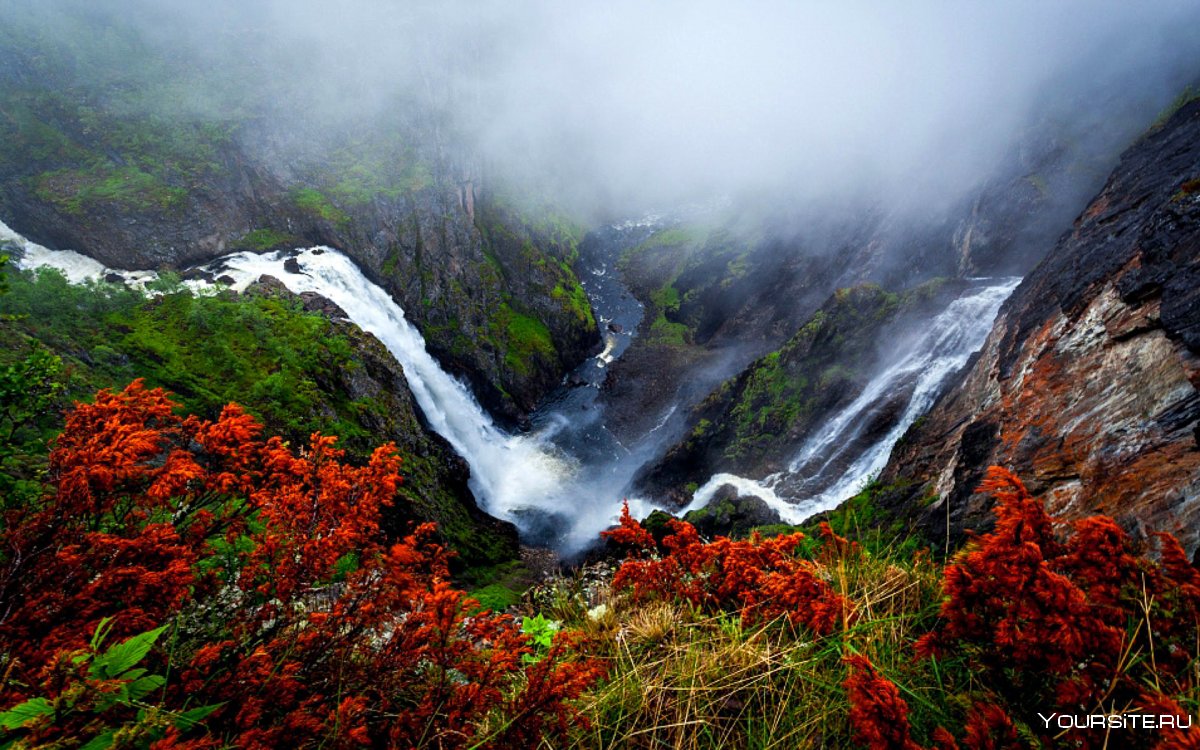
left=210, top=248, right=585, bottom=522
left=684, top=278, right=1020, bottom=523
left=2, top=218, right=204, bottom=290
left=2, top=219, right=110, bottom=282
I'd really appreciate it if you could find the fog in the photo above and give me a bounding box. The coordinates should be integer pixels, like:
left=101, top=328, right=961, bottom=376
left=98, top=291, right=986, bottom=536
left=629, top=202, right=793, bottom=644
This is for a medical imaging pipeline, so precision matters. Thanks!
left=6, top=0, right=1200, bottom=217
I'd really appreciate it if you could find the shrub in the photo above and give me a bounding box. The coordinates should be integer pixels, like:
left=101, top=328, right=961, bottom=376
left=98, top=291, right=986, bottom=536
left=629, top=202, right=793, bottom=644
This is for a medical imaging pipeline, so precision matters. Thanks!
left=0, top=381, right=604, bottom=748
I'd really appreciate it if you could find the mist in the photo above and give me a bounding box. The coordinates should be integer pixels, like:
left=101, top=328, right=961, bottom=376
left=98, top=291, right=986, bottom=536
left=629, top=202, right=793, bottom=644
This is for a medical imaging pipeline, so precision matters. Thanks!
left=5, top=0, right=1200, bottom=219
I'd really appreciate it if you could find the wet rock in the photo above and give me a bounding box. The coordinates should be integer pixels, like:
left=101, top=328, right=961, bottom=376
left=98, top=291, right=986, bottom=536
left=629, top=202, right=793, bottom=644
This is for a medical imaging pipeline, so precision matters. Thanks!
left=283, top=257, right=302, bottom=274
left=683, top=485, right=782, bottom=539
left=607, top=322, right=623, bottom=334
left=103, top=273, right=124, bottom=284
left=181, top=268, right=214, bottom=283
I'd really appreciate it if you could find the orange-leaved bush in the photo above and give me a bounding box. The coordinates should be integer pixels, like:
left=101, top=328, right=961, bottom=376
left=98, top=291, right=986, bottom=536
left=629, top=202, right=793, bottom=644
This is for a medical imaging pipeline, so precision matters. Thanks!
left=845, top=466, right=1200, bottom=750
left=0, top=381, right=605, bottom=749
left=603, top=502, right=853, bottom=634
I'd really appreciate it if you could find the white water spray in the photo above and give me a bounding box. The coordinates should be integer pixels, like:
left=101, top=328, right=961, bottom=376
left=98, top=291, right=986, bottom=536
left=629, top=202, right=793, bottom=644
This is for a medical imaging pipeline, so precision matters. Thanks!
left=684, top=278, right=1020, bottom=523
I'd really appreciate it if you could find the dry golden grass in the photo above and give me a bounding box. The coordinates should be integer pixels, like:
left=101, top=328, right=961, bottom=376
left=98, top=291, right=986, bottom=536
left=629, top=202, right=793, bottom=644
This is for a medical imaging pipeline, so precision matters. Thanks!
left=546, top=539, right=947, bottom=750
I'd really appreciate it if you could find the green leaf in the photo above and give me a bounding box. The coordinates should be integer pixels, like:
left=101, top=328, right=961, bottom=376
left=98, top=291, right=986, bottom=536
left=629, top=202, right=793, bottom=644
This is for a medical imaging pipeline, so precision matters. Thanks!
left=92, top=625, right=167, bottom=679
left=174, top=703, right=223, bottom=730
left=79, top=729, right=116, bottom=750
left=0, top=697, right=54, bottom=730
left=124, top=675, right=165, bottom=702
left=89, top=617, right=115, bottom=651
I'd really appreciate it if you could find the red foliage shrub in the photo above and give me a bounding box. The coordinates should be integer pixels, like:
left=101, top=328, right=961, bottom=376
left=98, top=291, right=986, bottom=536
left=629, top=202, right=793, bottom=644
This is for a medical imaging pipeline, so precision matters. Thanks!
left=914, top=466, right=1199, bottom=748
left=959, top=703, right=1022, bottom=750
left=844, top=655, right=926, bottom=750
left=0, top=381, right=605, bottom=748
left=607, top=512, right=852, bottom=634
left=602, top=500, right=656, bottom=552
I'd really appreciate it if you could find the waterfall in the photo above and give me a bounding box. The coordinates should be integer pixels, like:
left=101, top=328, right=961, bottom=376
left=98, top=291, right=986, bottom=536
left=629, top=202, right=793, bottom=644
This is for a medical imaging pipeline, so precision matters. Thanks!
left=211, top=248, right=681, bottom=551
left=208, top=248, right=591, bottom=529
left=684, top=278, right=1020, bottom=523
left=3, top=220, right=666, bottom=551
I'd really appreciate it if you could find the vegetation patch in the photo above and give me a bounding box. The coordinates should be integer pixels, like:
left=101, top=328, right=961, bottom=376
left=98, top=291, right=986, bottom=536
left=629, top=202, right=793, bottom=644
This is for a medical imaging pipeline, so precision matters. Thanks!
left=32, top=164, right=186, bottom=214
left=236, top=228, right=297, bottom=251
left=290, top=187, right=349, bottom=225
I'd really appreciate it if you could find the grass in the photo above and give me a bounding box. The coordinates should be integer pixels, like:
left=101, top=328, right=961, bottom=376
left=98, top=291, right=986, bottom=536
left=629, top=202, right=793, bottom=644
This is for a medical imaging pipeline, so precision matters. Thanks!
left=539, top=532, right=948, bottom=749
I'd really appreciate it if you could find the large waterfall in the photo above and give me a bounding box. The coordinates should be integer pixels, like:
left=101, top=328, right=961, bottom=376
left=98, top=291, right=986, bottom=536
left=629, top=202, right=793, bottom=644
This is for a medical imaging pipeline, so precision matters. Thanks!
left=215, top=250, right=563, bottom=493
left=683, top=278, right=1020, bottom=522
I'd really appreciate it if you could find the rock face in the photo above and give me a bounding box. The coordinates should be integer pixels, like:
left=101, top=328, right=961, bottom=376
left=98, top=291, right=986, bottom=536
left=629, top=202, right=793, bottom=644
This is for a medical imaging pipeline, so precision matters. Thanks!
left=683, top=485, right=782, bottom=539
left=879, top=100, right=1200, bottom=555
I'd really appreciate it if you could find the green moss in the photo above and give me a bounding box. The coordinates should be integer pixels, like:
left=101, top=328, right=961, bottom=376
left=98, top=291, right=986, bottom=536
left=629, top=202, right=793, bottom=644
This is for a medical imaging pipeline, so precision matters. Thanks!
left=328, top=160, right=432, bottom=206
left=550, top=279, right=594, bottom=326
left=468, top=584, right=523, bottom=614
left=32, top=165, right=186, bottom=215
left=647, top=313, right=690, bottom=347
left=291, top=187, right=349, bottom=225
left=237, top=228, right=296, bottom=251
left=650, top=283, right=681, bottom=313
left=498, top=304, right=556, bottom=376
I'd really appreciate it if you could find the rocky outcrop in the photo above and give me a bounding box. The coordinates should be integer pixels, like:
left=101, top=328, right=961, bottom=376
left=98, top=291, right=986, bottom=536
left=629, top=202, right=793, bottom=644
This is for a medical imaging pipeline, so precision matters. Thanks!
left=682, top=485, right=782, bottom=539
left=878, top=100, right=1200, bottom=555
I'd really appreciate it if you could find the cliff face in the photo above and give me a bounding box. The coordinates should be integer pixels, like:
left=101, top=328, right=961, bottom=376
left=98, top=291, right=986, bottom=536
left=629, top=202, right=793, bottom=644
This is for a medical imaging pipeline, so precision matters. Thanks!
left=880, top=100, right=1200, bottom=555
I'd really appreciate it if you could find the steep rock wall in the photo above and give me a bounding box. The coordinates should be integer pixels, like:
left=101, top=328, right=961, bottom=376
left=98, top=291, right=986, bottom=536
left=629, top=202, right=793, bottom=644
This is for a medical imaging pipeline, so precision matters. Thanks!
left=879, top=100, right=1200, bottom=555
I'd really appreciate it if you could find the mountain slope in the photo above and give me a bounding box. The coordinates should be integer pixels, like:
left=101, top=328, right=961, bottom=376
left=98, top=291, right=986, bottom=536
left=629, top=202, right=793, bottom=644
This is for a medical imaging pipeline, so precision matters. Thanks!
left=0, top=17, right=596, bottom=422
